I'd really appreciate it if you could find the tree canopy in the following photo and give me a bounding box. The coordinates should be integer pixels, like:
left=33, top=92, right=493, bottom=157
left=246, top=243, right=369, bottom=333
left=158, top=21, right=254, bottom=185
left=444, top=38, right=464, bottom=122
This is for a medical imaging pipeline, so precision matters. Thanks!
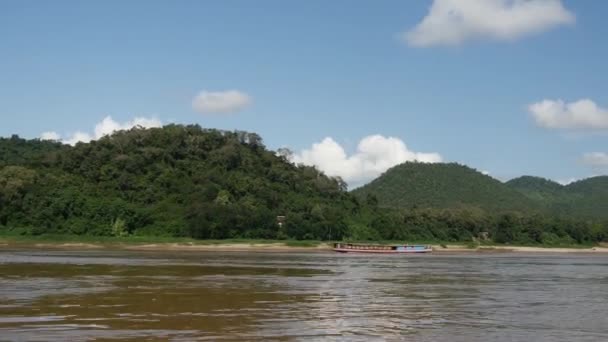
left=0, top=126, right=606, bottom=246
left=352, top=162, right=540, bottom=213
left=0, top=126, right=354, bottom=240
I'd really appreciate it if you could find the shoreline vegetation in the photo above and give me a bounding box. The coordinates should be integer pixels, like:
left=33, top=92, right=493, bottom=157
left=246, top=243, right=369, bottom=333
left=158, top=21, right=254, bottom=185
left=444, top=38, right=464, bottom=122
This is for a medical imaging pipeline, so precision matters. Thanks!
left=1, top=235, right=607, bottom=253
left=2, top=127, right=607, bottom=248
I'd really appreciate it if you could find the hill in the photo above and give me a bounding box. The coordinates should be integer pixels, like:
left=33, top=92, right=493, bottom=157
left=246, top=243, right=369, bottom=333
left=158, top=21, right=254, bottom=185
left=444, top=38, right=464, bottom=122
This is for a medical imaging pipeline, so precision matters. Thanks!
left=563, top=177, right=608, bottom=218
left=351, top=162, right=608, bottom=220
left=505, top=176, right=565, bottom=202
left=506, top=176, right=608, bottom=219
left=0, top=125, right=357, bottom=240
left=352, top=162, right=539, bottom=213
left=505, top=176, right=573, bottom=213
left=1, top=127, right=606, bottom=246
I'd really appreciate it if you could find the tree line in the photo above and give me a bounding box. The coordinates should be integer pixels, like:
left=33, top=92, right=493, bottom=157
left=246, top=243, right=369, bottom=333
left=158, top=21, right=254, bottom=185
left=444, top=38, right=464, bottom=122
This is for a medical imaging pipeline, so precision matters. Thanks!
left=1, top=126, right=606, bottom=245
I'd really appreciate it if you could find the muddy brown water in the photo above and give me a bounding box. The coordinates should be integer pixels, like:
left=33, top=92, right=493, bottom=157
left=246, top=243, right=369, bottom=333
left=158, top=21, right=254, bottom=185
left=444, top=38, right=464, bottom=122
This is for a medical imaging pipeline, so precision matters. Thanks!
left=1, top=248, right=607, bottom=341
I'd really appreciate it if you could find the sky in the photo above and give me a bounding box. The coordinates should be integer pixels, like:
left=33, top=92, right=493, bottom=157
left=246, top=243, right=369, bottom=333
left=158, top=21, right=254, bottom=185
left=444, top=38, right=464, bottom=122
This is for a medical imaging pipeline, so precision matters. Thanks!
left=1, top=0, right=607, bottom=188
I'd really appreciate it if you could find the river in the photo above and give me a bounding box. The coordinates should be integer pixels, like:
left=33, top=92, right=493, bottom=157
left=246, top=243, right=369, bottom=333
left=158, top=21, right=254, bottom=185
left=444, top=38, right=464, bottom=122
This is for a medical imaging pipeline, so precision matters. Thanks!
left=0, top=248, right=607, bottom=341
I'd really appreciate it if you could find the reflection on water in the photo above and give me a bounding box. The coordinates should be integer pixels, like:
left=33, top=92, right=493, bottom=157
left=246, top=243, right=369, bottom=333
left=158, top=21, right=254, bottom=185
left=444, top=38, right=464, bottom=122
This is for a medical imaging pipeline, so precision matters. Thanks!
left=1, top=249, right=607, bottom=341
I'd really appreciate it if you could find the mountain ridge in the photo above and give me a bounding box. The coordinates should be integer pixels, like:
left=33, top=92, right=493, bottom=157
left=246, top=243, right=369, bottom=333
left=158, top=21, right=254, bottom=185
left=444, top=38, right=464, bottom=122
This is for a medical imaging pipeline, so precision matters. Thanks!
left=353, top=162, right=608, bottom=219
left=1, top=127, right=607, bottom=245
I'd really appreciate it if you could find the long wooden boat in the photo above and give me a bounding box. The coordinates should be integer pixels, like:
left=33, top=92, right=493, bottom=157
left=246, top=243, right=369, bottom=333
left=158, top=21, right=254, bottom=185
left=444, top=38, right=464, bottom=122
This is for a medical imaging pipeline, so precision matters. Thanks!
left=333, top=242, right=432, bottom=254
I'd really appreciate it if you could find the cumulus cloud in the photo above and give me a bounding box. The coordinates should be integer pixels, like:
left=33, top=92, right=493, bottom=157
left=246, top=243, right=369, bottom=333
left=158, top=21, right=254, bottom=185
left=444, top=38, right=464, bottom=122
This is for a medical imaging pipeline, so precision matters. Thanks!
left=582, top=152, right=608, bottom=167
left=529, top=99, right=608, bottom=130
left=556, top=177, right=578, bottom=186
left=291, top=135, right=442, bottom=187
left=192, top=90, right=252, bottom=114
left=40, top=131, right=61, bottom=141
left=63, top=132, right=94, bottom=146
left=43, top=116, right=162, bottom=146
left=404, top=0, right=574, bottom=47
left=92, top=116, right=162, bottom=139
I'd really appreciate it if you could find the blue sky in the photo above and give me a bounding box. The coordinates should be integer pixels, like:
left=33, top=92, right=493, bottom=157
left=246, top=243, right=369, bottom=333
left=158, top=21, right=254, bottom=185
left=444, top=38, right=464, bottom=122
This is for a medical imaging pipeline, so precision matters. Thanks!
left=1, top=0, right=607, bottom=186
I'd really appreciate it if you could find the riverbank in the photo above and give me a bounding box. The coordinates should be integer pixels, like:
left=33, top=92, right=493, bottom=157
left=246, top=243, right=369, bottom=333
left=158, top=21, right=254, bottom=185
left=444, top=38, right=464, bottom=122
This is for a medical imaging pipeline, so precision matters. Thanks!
left=433, top=244, right=608, bottom=253
left=1, top=235, right=608, bottom=253
left=119, top=243, right=608, bottom=253
left=0, top=235, right=326, bottom=252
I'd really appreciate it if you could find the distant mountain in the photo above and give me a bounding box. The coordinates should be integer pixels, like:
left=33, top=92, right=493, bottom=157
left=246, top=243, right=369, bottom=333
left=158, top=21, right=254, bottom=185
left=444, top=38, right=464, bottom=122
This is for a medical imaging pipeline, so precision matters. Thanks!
left=506, top=176, right=563, bottom=197
left=505, top=176, right=569, bottom=203
left=563, top=176, right=608, bottom=219
left=506, top=176, right=608, bottom=219
left=352, top=162, right=608, bottom=219
left=352, top=162, right=539, bottom=213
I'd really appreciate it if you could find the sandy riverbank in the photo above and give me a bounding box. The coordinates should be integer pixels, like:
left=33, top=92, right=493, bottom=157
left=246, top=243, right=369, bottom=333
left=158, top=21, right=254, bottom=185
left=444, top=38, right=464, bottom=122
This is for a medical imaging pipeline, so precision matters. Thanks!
left=432, top=244, right=608, bottom=253
left=2, top=240, right=608, bottom=253
left=124, top=242, right=332, bottom=252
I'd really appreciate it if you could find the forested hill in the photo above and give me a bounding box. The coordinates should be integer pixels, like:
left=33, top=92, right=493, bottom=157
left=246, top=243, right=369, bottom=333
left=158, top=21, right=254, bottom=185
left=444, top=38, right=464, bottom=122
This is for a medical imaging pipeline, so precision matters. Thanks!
left=506, top=176, right=608, bottom=219
left=352, top=162, right=539, bottom=213
left=505, top=176, right=565, bottom=201
left=1, top=127, right=607, bottom=245
left=0, top=125, right=357, bottom=240
left=352, top=162, right=608, bottom=220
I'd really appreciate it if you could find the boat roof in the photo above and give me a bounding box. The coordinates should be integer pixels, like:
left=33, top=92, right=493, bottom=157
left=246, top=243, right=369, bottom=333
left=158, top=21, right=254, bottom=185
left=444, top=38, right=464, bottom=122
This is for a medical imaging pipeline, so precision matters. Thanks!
left=335, top=242, right=427, bottom=247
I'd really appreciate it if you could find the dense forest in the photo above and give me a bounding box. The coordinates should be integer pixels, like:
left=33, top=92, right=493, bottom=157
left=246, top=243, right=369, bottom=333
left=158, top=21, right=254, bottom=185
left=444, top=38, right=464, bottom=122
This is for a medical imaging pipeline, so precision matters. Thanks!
left=1, top=125, right=607, bottom=245
left=0, top=126, right=355, bottom=240
left=506, top=175, right=608, bottom=219
left=353, top=162, right=608, bottom=220
left=352, top=163, right=540, bottom=213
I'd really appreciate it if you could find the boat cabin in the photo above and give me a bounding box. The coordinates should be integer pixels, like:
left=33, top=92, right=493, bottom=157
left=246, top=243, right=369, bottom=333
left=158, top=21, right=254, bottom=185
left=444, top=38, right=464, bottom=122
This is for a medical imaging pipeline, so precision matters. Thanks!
left=333, top=242, right=432, bottom=253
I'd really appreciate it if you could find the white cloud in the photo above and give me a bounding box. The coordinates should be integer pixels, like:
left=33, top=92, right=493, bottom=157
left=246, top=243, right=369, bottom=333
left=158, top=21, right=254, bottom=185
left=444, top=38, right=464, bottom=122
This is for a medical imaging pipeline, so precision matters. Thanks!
left=291, top=135, right=442, bottom=187
left=529, top=99, right=608, bottom=130
left=40, top=131, right=61, bottom=141
left=192, top=90, right=252, bottom=114
left=93, top=116, right=162, bottom=139
left=556, top=177, right=578, bottom=185
left=582, top=152, right=608, bottom=167
left=404, top=0, right=574, bottom=47
left=45, top=116, right=162, bottom=146
left=63, top=131, right=93, bottom=146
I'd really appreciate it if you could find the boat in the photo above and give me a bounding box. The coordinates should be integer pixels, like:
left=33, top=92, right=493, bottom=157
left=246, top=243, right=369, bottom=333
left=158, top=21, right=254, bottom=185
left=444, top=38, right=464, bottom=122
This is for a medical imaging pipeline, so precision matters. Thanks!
left=333, top=242, right=432, bottom=254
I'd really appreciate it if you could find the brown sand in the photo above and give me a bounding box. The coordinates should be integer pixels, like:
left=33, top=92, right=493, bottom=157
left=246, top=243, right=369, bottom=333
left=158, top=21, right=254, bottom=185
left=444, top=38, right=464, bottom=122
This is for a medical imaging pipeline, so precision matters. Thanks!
left=3, top=241, right=608, bottom=253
